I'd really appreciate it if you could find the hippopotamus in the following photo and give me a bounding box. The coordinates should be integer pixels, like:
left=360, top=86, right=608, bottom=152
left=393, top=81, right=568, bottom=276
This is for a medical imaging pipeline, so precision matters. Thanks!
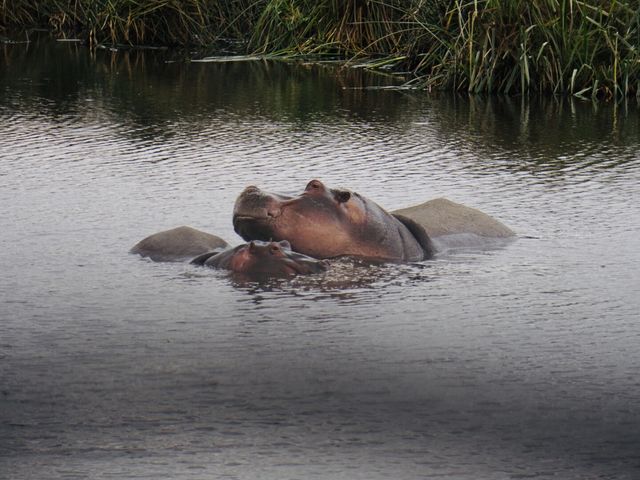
left=232, top=179, right=435, bottom=262
left=393, top=198, right=515, bottom=238
left=190, top=240, right=328, bottom=276
left=131, top=183, right=514, bottom=264
left=130, top=226, right=229, bottom=262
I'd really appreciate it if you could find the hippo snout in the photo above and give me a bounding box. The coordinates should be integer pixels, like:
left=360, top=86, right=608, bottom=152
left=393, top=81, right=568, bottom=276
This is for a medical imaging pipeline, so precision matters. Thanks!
left=234, top=186, right=291, bottom=219
left=233, top=186, right=269, bottom=218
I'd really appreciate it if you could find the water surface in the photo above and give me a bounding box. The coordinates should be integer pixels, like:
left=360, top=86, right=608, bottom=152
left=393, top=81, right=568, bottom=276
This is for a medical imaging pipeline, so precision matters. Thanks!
left=1, top=39, right=640, bottom=479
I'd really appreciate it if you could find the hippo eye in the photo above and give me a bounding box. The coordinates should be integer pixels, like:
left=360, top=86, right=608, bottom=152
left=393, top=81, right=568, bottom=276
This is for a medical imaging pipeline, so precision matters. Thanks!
left=305, top=180, right=323, bottom=192
left=269, top=244, right=281, bottom=254
left=334, top=190, right=351, bottom=203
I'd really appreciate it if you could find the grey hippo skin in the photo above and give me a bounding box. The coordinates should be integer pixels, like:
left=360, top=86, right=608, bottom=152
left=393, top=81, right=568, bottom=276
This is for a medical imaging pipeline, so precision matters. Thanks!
left=393, top=198, right=515, bottom=238
left=131, top=188, right=514, bottom=263
left=191, top=240, right=328, bottom=277
left=130, top=226, right=229, bottom=262
left=233, top=179, right=434, bottom=262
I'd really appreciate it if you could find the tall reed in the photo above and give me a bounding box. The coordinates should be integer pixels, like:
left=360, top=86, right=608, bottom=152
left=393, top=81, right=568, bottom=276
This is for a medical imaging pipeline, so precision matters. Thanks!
left=2, top=0, right=639, bottom=97
left=1, top=0, right=42, bottom=29
left=1, top=0, right=259, bottom=46
left=247, top=0, right=405, bottom=55
left=405, top=0, right=640, bottom=98
left=243, top=0, right=640, bottom=97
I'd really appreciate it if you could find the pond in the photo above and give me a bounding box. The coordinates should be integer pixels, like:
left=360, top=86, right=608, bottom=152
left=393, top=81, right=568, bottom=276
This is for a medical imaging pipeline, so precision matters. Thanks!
left=1, top=39, right=639, bottom=480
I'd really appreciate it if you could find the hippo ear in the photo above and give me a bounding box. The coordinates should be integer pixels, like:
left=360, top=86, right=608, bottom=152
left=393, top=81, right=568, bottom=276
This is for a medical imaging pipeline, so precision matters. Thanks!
left=248, top=241, right=257, bottom=252
left=277, top=240, right=291, bottom=250
left=305, top=179, right=325, bottom=192
left=333, top=189, right=351, bottom=203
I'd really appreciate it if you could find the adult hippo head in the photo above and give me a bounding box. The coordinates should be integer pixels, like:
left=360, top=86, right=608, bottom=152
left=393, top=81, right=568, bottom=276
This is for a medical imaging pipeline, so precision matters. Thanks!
left=233, top=180, right=434, bottom=262
left=191, top=240, right=328, bottom=277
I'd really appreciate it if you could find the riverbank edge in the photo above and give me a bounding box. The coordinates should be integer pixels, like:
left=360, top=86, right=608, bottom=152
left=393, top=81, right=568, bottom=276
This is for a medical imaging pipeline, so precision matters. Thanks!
left=2, top=1, right=639, bottom=99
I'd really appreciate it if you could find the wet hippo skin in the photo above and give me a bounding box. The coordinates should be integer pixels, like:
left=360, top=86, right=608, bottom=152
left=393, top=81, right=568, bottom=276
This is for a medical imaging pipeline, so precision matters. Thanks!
left=233, top=179, right=434, bottom=262
left=190, top=240, right=328, bottom=277
left=130, top=226, right=229, bottom=262
left=393, top=198, right=514, bottom=238
left=131, top=185, right=513, bottom=263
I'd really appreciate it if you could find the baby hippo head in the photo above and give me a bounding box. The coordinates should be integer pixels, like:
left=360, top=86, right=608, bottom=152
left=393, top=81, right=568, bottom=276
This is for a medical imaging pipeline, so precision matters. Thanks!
left=192, top=240, right=328, bottom=277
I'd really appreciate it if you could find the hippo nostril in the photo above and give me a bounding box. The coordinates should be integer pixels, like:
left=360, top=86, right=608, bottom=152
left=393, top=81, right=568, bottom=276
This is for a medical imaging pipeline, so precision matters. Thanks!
left=244, top=185, right=259, bottom=194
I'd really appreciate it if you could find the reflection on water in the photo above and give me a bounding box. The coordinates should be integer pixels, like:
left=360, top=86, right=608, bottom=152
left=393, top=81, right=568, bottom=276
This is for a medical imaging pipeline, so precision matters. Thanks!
left=1, top=38, right=640, bottom=480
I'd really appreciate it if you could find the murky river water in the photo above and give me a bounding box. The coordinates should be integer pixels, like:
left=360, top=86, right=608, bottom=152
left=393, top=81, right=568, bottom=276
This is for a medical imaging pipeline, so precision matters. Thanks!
left=1, top=39, right=639, bottom=479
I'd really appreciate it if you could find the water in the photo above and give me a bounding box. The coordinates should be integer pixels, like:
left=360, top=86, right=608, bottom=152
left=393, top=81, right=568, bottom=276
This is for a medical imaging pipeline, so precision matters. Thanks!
left=1, top=39, right=640, bottom=480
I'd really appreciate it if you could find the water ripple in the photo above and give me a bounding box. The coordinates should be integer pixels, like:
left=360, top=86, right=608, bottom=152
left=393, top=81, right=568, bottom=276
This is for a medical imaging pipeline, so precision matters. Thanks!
left=1, top=46, right=640, bottom=480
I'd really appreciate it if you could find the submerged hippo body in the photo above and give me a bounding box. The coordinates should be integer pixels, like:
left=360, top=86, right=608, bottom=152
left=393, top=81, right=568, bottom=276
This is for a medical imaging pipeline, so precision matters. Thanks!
left=191, top=240, right=328, bottom=277
left=233, top=180, right=434, bottom=262
left=130, top=226, right=229, bottom=262
left=393, top=198, right=514, bottom=238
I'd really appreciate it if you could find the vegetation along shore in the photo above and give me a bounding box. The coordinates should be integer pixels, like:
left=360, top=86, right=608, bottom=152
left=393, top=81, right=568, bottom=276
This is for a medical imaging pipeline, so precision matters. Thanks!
left=2, top=1, right=639, bottom=98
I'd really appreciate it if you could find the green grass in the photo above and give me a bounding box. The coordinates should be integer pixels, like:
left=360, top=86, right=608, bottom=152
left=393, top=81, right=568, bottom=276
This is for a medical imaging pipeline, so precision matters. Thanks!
left=1, top=0, right=259, bottom=46
left=405, top=0, right=640, bottom=99
left=2, top=0, right=639, bottom=97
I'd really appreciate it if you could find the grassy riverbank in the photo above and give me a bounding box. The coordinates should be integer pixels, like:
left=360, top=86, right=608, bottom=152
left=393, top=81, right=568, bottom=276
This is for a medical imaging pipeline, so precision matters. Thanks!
left=2, top=1, right=639, bottom=97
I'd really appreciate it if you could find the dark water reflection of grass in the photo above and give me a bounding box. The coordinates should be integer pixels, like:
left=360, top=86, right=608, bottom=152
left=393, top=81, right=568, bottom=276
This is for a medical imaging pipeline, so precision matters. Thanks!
left=2, top=37, right=639, bottom=172
left=421, top=94, right=640, bottom=175
left=0, top=38, right=404, bottom=122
